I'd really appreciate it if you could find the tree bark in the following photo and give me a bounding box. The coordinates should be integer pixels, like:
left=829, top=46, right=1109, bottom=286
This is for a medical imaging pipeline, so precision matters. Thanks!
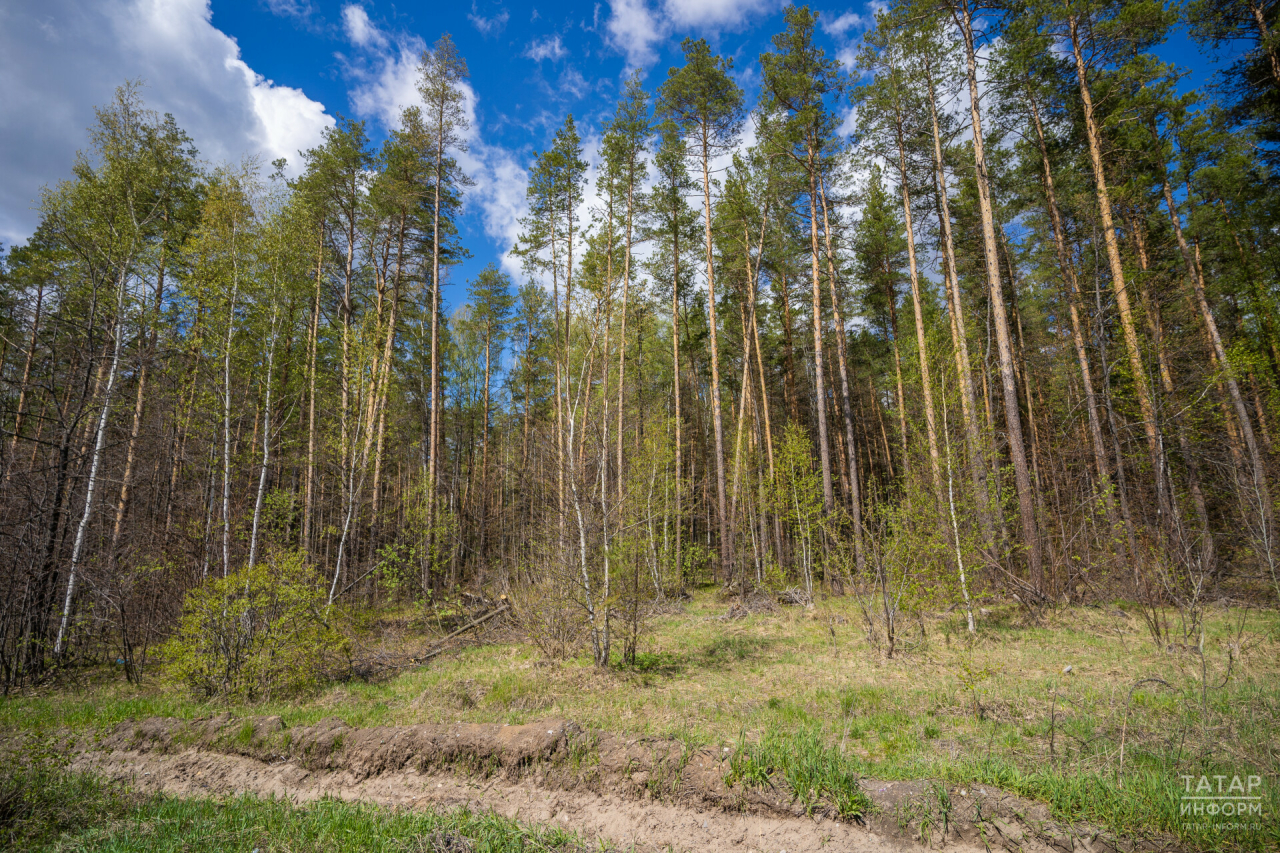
left=701, top=123, right=732, bottom=580
left=955, top=1, right=1041, bottom=590
left=1025, top=88, right=1126, bottom=554
left=1069, top=15, right=1171, bottom=536
left=807, top=143, right=836, bottom=516
left=816, top=173, right=866, bottom=574
left=889, top=113, right=943, bottom=503
left=923, top=70, right=993, bottom=551
left=55, top=261, right=132, bottom=655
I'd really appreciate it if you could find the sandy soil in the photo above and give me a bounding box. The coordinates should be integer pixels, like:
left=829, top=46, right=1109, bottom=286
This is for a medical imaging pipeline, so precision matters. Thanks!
left=75, top=746, right=950, bottom=853
left=59, top=715, right=1156, bottom=853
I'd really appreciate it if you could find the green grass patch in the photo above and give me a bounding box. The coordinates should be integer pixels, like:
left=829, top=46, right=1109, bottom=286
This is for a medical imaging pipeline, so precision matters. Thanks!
left=57, top=793, right=589, bottom=852
left=728, top=724, right=872, bottom=819
left=2, top=746, right=589, bottom=853
left=4, top=592, right=1279, bottom=851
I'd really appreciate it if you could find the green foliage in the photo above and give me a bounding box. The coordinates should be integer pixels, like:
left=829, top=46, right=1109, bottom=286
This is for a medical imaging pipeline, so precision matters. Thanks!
left=954, top=656, right=1001, bottom=720
left=163, top=550, right=347, bottom=702
left=728, top=724, right=873, bottom=819
left=657, top=38, right=744, bottom=155
left=0, top=737, right=140, bottom=849
left=770, top=423, right=824, bottom=595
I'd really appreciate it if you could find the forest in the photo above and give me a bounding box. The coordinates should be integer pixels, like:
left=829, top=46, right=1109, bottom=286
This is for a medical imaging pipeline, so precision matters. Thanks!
left=1, top=0, right=1278, bottom=692
left=5, top=0, right=1280, bottom=849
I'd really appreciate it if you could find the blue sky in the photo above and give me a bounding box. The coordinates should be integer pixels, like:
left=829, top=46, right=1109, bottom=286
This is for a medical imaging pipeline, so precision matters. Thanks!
left=0, top=0, right=1231, bottom=303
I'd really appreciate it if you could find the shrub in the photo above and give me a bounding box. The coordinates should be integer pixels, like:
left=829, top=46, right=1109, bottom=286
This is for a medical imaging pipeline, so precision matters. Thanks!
left=509, top=566, right=587, bottom=661
left=163, top=550, right=348, bottom=701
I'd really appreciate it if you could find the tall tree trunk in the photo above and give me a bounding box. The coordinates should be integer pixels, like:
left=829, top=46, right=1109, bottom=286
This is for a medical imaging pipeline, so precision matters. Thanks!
left=479, top=327, right=493, bottom=577
left=924, top=72, right=993, bottom=551
left=671, top=220, right=684, bottom=593
left=956, top=2, right=1042, bottom=591
left=1160, top=174, right=1275, bottom=576
left=249, top=305, right=280, bottom=568
left=55, top=261, right=132, bottom=655
left=369, top=217, right=406, bottom=566
left=302, top=227, right=323, bottom=554
left=779, top=269, right=800, bottom=425
left=617, top=169, right=635, bottom=503
left=889, top=115, right=943, bottom=502
left=1129, top=216, right=1212, bottom=564
left=221, top=278, right=240, bottom=578
left=1068, top=15, right=1171, bottom=539
left=701, top=125, right=731, bottom=580
left=1026, top=88, right=1127, bottom=555
left=816, top=173, right=866, bottom=575
left=807, top=143, right=836, bottom=515
left=4, top=279, right=44, bottom=485
left=107, top=250, right=169, bottom=571
left=877, top=261, right=909, bottom=478
left=427, top=107, right=446, bottom=577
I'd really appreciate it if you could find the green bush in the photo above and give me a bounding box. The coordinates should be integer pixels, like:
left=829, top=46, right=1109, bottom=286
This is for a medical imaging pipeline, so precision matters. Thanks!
left=163, top=550, right=348, bottom=702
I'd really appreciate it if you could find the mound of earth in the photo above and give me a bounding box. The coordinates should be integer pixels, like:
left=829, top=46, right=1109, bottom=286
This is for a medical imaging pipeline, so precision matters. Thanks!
left=64, top=715, right=1176, bottom=853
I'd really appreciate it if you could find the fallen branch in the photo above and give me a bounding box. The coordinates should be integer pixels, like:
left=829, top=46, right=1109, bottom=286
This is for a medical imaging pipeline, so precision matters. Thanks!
left=414, top=604, right=511, bottom=663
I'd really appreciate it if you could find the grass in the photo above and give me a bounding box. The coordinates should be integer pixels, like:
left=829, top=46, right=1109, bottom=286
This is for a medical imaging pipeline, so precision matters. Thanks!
left=728, top=723, right=873, bottom=818
left=60, top=794, right=589, bottom=852
left=3, top=591, right=1279, bottom=850
left=2, top=734, right=588, bottom=851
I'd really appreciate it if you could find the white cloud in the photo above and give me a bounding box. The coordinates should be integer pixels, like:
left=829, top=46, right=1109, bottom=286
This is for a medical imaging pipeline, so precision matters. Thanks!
left=336, top=13, right=532, bottom=281
left=345, top=35, right=426, bottom=128
left=826, top=3, right=889, bottom=74
left=265, top=0, right=315, bottom=21
left=557, top=65, right=590, bottom=99
left=605, top=0, right=663, bottom=68
left=0, top=0, right=334, bottom=246
left=524, top=34, right=568, bottom=61
left=603, top=0, right=778, bottom=69
left=341, top=4, right=387, bottom=50
left=457, top=141, right=529, bottom=280
left=837, top=105, right=858, bottom=138
left=821, top=10, right=872, bottom=37
left=468, top=3, right=510, bottom=36
left=660, top=0, right=778, bottom=30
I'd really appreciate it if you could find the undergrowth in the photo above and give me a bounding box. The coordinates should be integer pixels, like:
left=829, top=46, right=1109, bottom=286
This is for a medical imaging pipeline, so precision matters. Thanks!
left=3, top=593, right=1278, bottom=851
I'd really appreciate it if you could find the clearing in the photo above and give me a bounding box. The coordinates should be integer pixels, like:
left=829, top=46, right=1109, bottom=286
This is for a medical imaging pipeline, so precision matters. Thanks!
left=3, top=590, right=1278, bottom=851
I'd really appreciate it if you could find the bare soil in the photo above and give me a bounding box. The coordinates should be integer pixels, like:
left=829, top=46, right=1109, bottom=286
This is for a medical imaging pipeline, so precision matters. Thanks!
left=64, top=715, right=1173, bottom=853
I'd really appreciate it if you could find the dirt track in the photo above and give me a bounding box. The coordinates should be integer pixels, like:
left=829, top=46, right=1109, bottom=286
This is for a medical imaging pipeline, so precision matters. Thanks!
left=64, top=715, right=1157, bottom=853
left=76, top=747, right=940, bottom=853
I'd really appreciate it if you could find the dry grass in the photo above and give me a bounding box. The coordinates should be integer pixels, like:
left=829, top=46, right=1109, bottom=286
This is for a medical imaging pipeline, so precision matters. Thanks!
left=4, top=591, right=1279, bottom=849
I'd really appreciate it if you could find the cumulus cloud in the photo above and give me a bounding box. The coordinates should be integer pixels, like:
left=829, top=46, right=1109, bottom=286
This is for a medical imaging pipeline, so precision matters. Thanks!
left=661, top=0, right=779, bottom=30
left=468, top=3, right=510, bottom=36
left=603, top=0, right=779, bottom=69
left=524, top=34, right=568, bottom=61
left=343, top=20, right=426, bottom=128
left=336, top=10, right=533, bottom=280
left=0, top=0, right=334, bottom=246
left=605, top=0, right=664, bottom=68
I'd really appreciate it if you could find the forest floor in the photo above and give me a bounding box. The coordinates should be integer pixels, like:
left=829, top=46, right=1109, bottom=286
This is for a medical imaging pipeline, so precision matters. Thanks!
left=3, top=590, right=1279, bottom=851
